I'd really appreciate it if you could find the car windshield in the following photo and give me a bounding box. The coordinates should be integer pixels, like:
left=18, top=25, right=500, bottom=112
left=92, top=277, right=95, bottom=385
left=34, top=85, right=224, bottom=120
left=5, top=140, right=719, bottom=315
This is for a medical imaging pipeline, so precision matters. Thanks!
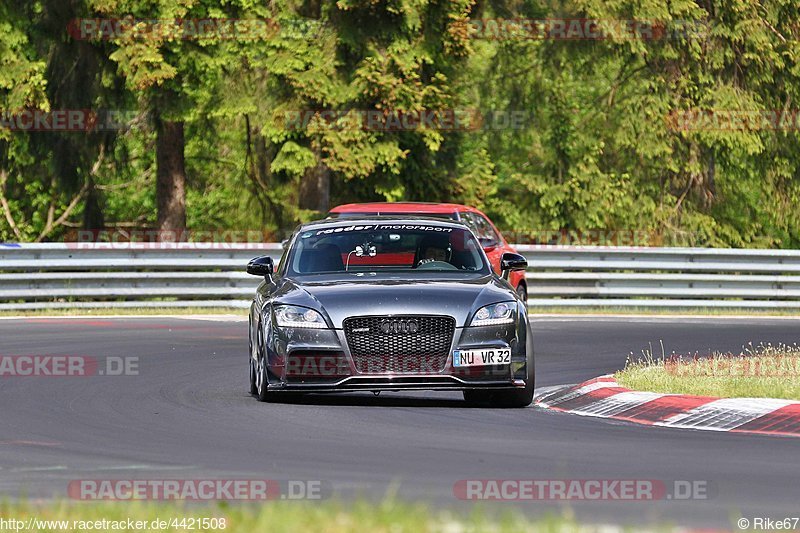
left=286, top=224, right=490, bottom=275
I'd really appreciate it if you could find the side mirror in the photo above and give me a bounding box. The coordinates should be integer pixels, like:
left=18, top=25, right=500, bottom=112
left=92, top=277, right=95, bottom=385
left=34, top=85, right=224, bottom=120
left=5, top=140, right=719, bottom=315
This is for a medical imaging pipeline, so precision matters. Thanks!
left=247, top=256, right=274, bottom=278
left=500, top=252, right=527, bottom=280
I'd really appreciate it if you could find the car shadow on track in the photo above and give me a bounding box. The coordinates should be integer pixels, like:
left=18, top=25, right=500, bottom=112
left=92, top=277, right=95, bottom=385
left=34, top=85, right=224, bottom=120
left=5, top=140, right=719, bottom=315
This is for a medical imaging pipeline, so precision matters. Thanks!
left=245, top=392, right=512, bottom=408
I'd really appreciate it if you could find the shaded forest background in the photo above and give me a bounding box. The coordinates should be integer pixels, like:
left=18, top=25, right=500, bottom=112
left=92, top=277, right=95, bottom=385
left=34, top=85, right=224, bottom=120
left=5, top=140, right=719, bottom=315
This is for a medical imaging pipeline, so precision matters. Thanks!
left=1, top=0, right=800, bottom=246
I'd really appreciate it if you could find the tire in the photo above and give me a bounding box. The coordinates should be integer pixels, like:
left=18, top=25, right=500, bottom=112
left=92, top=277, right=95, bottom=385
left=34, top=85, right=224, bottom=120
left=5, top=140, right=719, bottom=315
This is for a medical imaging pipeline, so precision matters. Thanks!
left=256, top=354, right=271, bottom=402
left=248, top=325, right=258, bottom=395
left=493, top=340, right=535, bottom=407
left=249, top=357, right=258, bottom=395
left=490, top=380, right=534, bottom=408
left=515, top=283, right=527, bottom=304
left=253, top=328, right=303, bottom=403
left=253, top=323, right=273, bottom=402
left=463, top=340, right=535, bottom=408
left=463, top=384, right=533, bottom=408
left=462, top=389, right=493, bottom=405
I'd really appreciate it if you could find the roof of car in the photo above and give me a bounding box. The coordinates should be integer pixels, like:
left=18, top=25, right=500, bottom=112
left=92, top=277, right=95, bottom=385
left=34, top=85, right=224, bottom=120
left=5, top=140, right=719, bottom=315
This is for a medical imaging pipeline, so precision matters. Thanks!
left=328, top=202, right=482, bottom=214
left=301, top=215, right=468, bottom=230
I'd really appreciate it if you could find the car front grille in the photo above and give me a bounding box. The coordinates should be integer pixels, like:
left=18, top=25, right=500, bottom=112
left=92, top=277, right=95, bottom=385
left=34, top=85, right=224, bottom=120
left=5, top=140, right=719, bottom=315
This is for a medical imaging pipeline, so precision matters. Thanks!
left=343, top=315, right=456, bottom=374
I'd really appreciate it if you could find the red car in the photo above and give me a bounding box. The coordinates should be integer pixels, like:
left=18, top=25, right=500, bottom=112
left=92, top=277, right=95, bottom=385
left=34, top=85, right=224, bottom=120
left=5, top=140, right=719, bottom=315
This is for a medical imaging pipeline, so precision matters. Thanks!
left=328, top=202, right=528, bottom=302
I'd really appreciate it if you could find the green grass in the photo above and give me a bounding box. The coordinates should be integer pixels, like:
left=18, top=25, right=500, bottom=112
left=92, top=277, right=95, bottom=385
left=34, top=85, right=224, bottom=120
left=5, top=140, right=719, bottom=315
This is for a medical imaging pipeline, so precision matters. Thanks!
left=616, top=343, right=800, bottom=400
left=0, top=499, right=673, bottom=533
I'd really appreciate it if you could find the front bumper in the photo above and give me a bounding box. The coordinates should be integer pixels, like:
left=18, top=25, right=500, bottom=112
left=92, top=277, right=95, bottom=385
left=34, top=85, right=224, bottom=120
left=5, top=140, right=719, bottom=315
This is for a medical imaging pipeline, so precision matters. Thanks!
left=265, top=376, right=528, bottom=393
left=262, top=311, right=531, bottom=393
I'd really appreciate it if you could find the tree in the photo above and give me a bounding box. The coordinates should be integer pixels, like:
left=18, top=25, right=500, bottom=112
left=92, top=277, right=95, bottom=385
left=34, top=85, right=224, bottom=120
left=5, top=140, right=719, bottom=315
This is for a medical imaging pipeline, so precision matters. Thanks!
left=232, top=0, right=476, bottom=222
left=85, top=0, right=236, bottom=239
left=466, top=0, right=800, bottom=247
left=1, top=0, right=120, bottom=242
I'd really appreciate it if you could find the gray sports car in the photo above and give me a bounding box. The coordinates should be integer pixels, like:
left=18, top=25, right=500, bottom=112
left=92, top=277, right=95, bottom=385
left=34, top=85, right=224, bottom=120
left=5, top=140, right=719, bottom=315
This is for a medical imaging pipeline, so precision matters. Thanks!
left=246, top=217, right=534, bottom=407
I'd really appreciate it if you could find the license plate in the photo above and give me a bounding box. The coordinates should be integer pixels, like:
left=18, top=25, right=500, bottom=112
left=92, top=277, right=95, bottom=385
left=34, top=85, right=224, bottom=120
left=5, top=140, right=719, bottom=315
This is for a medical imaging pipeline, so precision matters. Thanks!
left=453, top=348, right=511, bottom=367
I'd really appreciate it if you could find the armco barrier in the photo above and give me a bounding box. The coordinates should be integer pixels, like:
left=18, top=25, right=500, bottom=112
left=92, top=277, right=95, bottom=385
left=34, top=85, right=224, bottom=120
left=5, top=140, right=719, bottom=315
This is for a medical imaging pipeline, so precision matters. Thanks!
left=1, top=243, right=800, bottom=310
left=517, top=245, right=800, bottom=308
left=0, top=243, right=280, bottom=310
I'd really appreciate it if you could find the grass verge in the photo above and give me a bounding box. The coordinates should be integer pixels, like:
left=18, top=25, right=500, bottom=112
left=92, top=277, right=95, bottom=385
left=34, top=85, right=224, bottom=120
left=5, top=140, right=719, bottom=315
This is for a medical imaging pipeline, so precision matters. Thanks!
left=0, top=499, right=666, bottom=533
left=616, top=343, right=800, bottom=400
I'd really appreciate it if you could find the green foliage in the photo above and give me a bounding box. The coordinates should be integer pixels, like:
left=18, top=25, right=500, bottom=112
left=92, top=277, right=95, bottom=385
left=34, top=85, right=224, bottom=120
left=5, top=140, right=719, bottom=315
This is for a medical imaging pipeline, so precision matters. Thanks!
left=1, top=0, right=799, bottom=246
left=464, top=0, right=800, bottom=246
left=271, top=141, right=316, bottom=176
left=0, top=4, right=49, bottom=116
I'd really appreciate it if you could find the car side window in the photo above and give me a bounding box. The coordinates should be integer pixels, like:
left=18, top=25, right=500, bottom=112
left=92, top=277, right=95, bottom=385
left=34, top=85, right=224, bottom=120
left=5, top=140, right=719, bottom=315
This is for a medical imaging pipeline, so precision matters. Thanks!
left=476, top=214, right=501, bottom=246
left=459, top=212, right=479, bottom=235
left=461, top=212, right=499, bottom=247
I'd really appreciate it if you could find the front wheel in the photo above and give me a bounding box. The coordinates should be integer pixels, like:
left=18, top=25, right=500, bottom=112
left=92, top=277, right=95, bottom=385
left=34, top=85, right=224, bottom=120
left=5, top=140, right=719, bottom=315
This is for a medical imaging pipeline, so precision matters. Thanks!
left=490, top=381, right=534, bottom=408
left=462, top=389, right=493, bottom=405
left=249, top=357, right=258, bottom=395
left=255, top=355, right=271, bottom=402
left=462, top=384, right=533, bottom=408
left=463, top=350, right=534, bottom=408
left=253, top=321, right=274, bottom=402
left=248, top=325, right=258, bottom=395
left=516, top=283, right=527, bottom=304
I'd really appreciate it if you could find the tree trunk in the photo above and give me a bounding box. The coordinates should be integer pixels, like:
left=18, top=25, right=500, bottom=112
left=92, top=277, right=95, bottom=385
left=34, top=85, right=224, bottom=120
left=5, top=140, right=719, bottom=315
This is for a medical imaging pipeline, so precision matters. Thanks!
left=155, top=117, right=186, bottom=240
left=82, top=178, right=105, bottom=231
left=298, top=148, right=330, bottom=213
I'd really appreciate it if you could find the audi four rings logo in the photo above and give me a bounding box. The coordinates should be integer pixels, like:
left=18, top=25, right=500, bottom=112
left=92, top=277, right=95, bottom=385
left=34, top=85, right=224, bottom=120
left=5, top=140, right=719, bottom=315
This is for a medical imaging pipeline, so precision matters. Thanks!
left=380, top=319, right=419, bottom=334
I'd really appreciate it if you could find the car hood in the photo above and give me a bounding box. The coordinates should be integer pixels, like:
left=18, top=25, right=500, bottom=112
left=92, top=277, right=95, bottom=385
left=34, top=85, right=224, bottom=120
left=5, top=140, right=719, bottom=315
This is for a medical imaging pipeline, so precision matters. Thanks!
left=271, top=274, right=514, bottom=328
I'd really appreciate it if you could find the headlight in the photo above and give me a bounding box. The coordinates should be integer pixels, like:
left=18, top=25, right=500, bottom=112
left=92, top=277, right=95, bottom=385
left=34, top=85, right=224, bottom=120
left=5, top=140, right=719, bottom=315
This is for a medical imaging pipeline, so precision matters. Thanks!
left=273, top=305, right=327, bottom=329
left=469, top=302, right=514, bottom=327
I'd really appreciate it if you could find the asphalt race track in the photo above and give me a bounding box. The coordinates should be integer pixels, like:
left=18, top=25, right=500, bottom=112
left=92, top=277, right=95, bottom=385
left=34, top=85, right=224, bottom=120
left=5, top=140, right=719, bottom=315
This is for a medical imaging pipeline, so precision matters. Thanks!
left=1, top=316, right=799, bottom=529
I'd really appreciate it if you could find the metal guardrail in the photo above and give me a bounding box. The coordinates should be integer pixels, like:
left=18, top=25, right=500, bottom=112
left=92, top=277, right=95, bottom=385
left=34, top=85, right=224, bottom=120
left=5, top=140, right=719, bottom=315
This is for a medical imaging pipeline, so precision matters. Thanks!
left=516, top=245, right=800, bottom=308
left=1, top=243, right=800, bottom=310
left=0, top=243, right=281, bottom=310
